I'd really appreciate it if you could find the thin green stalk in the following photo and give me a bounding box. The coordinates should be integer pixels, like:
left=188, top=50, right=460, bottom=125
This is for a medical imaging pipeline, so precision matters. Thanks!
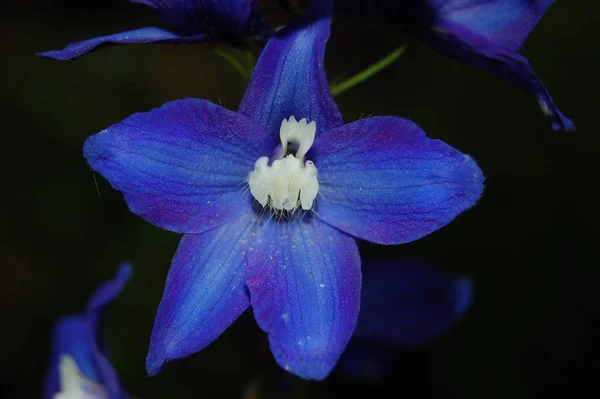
left=214, top=47, right=252, bottom=81
left=330, top=44, right=408, bottom=97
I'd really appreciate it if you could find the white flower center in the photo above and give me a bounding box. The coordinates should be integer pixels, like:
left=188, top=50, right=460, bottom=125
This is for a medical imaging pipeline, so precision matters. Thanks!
left=53, top=355, right=109, bottom=399
left=248, top=116, right=319, bottom=212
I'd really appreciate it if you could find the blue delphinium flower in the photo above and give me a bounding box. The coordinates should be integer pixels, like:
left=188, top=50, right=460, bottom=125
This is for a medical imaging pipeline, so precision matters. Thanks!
left=83, top=0, right=484, bottom=380
left=39, top=0, right=270, bottom=60
left=334, top=0, right=573, bottom=131
left=338, top=258, right=472, bottom=381
left=43, top=264, right=132, bottom=399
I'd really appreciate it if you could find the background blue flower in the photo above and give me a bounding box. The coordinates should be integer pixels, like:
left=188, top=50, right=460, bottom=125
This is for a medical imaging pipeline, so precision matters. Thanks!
left=333, top=0, right=574, bottom=131
left=43, top=264, right=132, bottom=399
left=39, top=0, right=270, bottom=60
left=337, top=258, right=472, bottom=382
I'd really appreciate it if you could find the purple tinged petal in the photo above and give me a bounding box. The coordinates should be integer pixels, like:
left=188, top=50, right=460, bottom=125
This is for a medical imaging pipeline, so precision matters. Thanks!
left=424, top=19, right=574, bottom=131
left=434, top=0, right=554, bottom=50
left=38, top=27, right=210, bottom=60
left=44, top=265, right=132, bottom=399
left=84, top=99, right=273, bottom=234
left=245, top=218, right=361, bottom=380
left=238, top=0, right=342, bottom=137
left=312, top=116, right=484, bottom=245
left=354, top=258, right=472, bottom=347
left=146, top=213, right=258, bottom=375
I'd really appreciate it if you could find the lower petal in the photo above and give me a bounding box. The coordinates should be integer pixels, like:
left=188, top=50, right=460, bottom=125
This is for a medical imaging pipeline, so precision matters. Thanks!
left=146, top=213, right=258, bottom=375
left=246, top=218, right=361, bottom=380
left=38, top=27, right=209, bottom=60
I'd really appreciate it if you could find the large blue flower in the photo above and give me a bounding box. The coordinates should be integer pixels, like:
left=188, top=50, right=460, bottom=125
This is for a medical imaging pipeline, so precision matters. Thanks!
left=39, top=0, right=270, bottom=60
left=338, top=258, right=472, bottom=381
left=43, top=264, right=132, bottom=399
left=83, top=0, right=484, bottom=380
left=334, top=0, right=573, bottom=131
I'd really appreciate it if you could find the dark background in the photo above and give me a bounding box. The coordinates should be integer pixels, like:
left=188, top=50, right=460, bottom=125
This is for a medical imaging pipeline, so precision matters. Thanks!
left=2, top=1, right=598, bottom=398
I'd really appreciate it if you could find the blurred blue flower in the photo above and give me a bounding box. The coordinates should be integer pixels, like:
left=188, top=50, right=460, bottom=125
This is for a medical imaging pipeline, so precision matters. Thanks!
left=335, top=0, right=574, bottom=131
left=83, top=0, right=483, bottom=380
left=337, top=258, right=472, bottom=381
left=43, top=264, right=132, bottom=399
left=39, top=0, right=270, bottom=60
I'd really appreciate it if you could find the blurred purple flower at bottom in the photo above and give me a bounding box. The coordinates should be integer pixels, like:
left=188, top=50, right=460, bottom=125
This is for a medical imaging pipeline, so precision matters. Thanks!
left=338, top=258, right=472, bottom=382
left=43, top=264, right=132, bottom=399
left=39, top=0, right=270, bottom=60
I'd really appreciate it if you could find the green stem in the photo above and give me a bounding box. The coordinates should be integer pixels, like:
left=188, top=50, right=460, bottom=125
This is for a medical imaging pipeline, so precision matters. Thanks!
left=330, top=44, right=408, bottom=97
left=214, top=47, right=252, bottom=81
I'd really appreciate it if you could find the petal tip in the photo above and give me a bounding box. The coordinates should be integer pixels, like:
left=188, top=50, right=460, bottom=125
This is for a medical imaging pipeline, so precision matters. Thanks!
left=145, top=349, right=165, bottom=376
left=451, top=277, right=473, bottom=317
left=116, top=262, right=133, bottom=282
left=273, top=354, right=332, bottom=381
left=36, top=50, right=71, bottom=61
left=460, top=154, right=485, bottom=207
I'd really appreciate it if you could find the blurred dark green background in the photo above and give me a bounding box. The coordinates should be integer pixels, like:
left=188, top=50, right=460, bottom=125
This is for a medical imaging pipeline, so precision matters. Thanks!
left=2, top=1, right=598, bottom=398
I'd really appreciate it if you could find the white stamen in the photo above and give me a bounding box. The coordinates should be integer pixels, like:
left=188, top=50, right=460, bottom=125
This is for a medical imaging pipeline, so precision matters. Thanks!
left=279, top=115, right=316, bottom=160
left=248, top=116, right=319, bottom=212
left=54, top=355, right=109, bottom=399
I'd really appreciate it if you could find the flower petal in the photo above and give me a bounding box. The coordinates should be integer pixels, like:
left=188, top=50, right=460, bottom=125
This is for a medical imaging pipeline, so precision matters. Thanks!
left=84, top=99, right=273, bottom=234
left=38, top=27, right=209, bottom=60
left=423, top=20, right=574, bottom=131
left=245, top=218, right=361, bottom=380
left=355, top=258, right=472, bottom=347
left=312, top=116, right=484, bottom=245
left=44, top=317, right=101, bottom=399
left=238, top=0, right=342, bottom=137
left=44, top=265, right=132, bottom=399
left=84, top=264, right=132, bottom=399
left=132, top=0, right=270, bottom=36
left=146, top=213, right=257, bottom=375
left=435, top=0, right=554, bottom=50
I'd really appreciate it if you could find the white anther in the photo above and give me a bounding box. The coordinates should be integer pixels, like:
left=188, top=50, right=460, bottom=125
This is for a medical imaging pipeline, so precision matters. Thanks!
left=279, top=116, right=316, bottom=160
left=248, top=117, right=319, bottom=212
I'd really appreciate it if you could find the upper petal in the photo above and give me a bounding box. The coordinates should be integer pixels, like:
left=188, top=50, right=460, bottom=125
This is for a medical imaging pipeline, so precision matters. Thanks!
left=84, top=99, right=274, bottom=234
left=44, top=265, right=132, bottom=399
left=132, top=0, right=269, bottom=36
left=238, top=0, right=342, bottom=137
left=146, top=213, right=257, bottom=375
left=423, top=18, right=574, bottom=131
left=312, top=116, right=484, bottom=245
left=245, top=218, right=361, bottom=380
left=434, top=0, right=554, bottom=50
left=355, top=258, right=472, bottom=347
left=38, top=27, right=210, bottom=60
